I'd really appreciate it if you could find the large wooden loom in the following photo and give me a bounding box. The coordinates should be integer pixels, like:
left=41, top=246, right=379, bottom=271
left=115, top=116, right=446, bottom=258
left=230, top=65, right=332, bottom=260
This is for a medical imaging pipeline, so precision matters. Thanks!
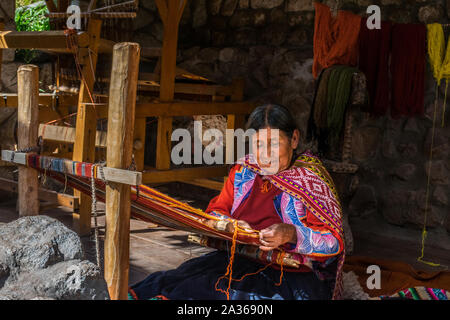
left=2, top=39, right=301, bottom=299
left=0, top=1, right=256, bottom=235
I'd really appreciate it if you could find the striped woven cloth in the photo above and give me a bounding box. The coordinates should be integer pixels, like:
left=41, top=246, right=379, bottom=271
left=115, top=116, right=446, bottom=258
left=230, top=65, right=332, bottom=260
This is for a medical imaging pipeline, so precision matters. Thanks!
left=377, top=287, right=449, bottom=300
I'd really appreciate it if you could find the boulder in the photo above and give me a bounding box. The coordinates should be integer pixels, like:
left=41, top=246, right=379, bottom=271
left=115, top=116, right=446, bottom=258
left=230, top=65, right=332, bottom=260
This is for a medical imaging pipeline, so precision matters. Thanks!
left=0, top=260, right=108, bottom=300
left=0, top=216, right=109, bottom=300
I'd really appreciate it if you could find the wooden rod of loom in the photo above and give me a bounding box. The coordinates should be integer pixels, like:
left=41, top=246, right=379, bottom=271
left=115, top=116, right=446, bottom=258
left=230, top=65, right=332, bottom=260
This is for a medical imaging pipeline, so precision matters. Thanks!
left=17, top=65, right=39, bottom=216
left=72, top=18, right=102, bottom=236
left=0, top=19, right=4, bottom=93
left=155, top=0, right=187, bottom=170
left=104, top=42, right=140, bottom=300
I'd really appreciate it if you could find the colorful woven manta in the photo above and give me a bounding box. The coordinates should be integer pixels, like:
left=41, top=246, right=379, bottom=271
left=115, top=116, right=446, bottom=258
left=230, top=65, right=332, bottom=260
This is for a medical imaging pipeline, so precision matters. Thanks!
left=379, top=287, right=449, bottom=300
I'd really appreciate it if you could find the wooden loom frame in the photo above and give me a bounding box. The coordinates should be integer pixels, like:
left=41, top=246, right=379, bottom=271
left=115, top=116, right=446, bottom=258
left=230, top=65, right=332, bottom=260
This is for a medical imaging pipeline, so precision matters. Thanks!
left=4, top=42, right=139, bottom=299
left=0, top=1, right=257, bottom=235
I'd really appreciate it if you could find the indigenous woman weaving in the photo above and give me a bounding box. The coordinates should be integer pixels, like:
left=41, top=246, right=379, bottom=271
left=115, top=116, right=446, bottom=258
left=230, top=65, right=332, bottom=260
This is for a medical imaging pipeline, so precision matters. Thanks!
left=129, top=104, right=345, bottom=300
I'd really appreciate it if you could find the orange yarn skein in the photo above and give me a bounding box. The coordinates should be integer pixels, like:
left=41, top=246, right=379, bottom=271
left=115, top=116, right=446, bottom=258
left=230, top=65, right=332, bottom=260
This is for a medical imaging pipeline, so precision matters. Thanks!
left=312, top=2, right=362, bottom=78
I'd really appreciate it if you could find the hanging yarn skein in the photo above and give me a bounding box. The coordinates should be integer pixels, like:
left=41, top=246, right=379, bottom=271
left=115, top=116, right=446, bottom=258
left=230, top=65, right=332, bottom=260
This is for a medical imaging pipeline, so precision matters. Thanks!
left=427, top=23, right=450, bottom=127
left=415, top=23, right=450, bottom=269
left=391, top=23, right=426, bottom=118
left=312, top=2, right=361, bottom=79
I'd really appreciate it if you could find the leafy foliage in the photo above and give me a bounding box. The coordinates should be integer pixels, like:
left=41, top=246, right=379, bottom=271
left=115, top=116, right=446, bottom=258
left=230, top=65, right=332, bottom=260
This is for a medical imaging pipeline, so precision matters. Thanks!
left=16, top=0, right=43, bottom=8
left=15, top=1, right=50, bottom=63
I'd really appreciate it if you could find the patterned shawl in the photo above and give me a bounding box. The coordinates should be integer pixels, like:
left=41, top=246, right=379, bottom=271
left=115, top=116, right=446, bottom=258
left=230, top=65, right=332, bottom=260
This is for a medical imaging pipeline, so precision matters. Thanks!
left=239, top=152, right=345, bottom=299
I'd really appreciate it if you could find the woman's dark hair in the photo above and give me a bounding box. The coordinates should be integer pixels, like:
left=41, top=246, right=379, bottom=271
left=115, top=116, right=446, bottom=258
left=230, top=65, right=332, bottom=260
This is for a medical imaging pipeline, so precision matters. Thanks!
left=245, top=104, right=298, bottom=139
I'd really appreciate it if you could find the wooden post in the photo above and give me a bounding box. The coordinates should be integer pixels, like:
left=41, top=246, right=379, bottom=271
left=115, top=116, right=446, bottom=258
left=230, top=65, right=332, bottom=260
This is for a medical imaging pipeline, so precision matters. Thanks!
left=155, top=0, right=187, bottom=170
left=133, top=118, right=146, bottom=171
left=17, top=65, right=39, bottom=216
left=72, top=19, right=102, bottom=236
left=0, top=19, right=4, bottom=91
left=226, top=79, right=246, bottom=164
left=104, top=42, right=140, bottom=300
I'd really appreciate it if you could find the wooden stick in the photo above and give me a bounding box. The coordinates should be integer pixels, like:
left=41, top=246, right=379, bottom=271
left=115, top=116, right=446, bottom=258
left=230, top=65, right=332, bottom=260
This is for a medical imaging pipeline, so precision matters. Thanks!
left=47, top=12, right=137, bottom=19
left=89, top=0, right=136, bottom=13
left=0, top=177, right=79, bottom=211
left=154, top=0, right=168, bottom=26
left=72, top=19, right=102, bottom=236
left=1, top=151, right=142, bottom=186
left=45, top=0, right=57, bottom=12
left=226, top=79, right=246, bottom=164
left=104, top=42, right=140, bottom=300
left=17, top=65, right=39, bottom=217
left=0, top=31, right=90, bottom=49
left=0, top=19, right=4, bottom=91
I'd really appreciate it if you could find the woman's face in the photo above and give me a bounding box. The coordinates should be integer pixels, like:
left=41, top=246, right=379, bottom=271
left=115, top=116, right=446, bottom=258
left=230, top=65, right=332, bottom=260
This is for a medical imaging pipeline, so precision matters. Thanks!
left=251, top=126, right=300, bottom=175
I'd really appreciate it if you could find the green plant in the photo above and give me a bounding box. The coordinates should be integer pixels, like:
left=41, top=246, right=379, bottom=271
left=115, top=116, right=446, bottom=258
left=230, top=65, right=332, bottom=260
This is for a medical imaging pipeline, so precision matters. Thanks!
left=16, top=0, right=41, bottom=8
left=15, top=1, right=50, bottom=63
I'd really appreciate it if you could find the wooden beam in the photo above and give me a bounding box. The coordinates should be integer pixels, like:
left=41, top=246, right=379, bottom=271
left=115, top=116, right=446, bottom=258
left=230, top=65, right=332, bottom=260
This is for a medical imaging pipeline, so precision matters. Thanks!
left=133, top=118, right=146, bottom=172
left=226, top=79, right=246, bottom=164
left=47, top=12, right=137, bottom=19
left=39, top=124, right=107, bottom=148
left=181, top=178, right=224, bottom=191
left=141, top=47, right=161, bottom=58
left=155, top=116, right=172, bottom=170
left=45, top=0, right=57, bottom=12
left=105, top=42, right=140, bottom=301
left=72, top=19, right=102, bottom=236
left=1, top=151, right=142, bottom=186
left=17, top=65, right=40, bottom=217
left=0, top=20, right=4, bottom=92
left=0, top=31, right=90, bottom=49
left=135, top=101, right=256, bottom=118
left=0, top=93, right=108, bottom=121
left=0, top=177, right=79, bottom=211
left=155, top=0, right=168, bottom=25
left=137, top=81, right=235, bottom=96
left=57, top=0, right=70, bottom=12
left=177, top=0, right=188, bottom=24
left=156, top=0, right=182, bottom=171
left=0, top=93, right=79, bottom=107
left=143, top=166, right=228, bottom=184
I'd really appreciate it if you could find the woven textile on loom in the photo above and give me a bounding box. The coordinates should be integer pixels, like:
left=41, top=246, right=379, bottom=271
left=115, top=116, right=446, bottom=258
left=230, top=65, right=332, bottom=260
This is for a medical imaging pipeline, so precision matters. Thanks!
left=312, top=2, right=361, bottom=79
left=25, top=153, right=305, bottom=269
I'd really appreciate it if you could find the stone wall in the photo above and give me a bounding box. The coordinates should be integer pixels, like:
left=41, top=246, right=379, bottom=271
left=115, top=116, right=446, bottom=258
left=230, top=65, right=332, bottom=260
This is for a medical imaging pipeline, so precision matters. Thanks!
left=131, top=0, right=450, bottom=239
left=0, top=1, right=18, bottom=92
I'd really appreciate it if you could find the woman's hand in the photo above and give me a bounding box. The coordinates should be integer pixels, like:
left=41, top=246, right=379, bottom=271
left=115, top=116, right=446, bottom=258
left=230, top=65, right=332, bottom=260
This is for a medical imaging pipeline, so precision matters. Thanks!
left=259, top=223, right=297, bottom=251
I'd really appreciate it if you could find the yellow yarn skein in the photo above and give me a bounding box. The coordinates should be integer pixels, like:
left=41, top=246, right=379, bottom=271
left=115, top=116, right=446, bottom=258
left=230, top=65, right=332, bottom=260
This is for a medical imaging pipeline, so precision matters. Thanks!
left=427, top=23, right=450, bottom=85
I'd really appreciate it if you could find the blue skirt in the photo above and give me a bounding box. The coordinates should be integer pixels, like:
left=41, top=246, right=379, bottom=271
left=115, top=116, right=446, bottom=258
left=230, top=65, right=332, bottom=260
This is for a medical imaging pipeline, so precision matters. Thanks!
left=129, top=251, right=334, bottom=300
